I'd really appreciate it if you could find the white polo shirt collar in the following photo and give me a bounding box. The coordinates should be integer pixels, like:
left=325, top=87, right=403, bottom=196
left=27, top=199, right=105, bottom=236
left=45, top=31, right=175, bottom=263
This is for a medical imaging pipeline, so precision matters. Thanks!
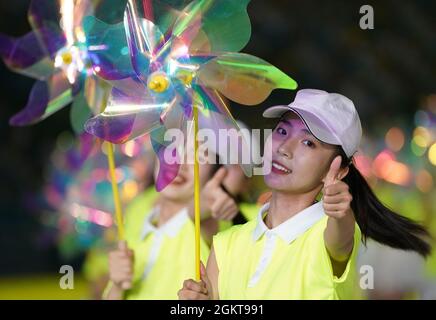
left=252, top=201, right=325, bottom=244
left=141, top=206, right=189, bottom=240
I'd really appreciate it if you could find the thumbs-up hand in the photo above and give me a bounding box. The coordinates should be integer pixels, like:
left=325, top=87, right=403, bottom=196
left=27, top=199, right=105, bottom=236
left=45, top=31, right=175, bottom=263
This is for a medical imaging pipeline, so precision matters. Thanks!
left=108, top=240, right=134, bottom=290
left=178, top=262, right=212, bottom=300
left=322, top=156, right=353, bottom=220
left=201, top=167, right=238, bottom=221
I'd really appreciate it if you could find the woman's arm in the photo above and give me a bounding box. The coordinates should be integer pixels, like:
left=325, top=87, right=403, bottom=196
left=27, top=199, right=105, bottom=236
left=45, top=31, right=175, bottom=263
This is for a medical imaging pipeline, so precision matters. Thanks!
left=325, top=210, right=355, bottom=261
left=323, top=156, right=355, bottom=277
left=103, top=241, right=134, bottom=300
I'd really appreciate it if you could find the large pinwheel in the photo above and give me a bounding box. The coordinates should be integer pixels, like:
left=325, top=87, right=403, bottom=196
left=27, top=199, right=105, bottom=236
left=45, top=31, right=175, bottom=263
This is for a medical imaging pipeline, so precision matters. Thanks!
left=0, top=0, right=114, bottom=133
left=83, top=0, right=297, bottom=279
left=84, top=0, right=297, bottom=190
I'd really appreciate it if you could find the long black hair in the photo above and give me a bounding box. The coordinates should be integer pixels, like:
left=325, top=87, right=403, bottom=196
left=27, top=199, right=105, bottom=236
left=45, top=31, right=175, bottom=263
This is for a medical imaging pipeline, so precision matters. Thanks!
left=338, top=148, right=432, bottom=257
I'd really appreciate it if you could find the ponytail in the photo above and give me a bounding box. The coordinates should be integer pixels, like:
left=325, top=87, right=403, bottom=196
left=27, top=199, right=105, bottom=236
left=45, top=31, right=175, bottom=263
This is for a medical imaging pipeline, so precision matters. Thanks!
left=340, top=153, right=431, bottom=257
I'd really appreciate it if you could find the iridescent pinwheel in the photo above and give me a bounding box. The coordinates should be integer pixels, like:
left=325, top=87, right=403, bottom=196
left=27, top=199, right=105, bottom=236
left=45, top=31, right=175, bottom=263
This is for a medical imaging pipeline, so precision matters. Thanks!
left=0, top=0, right=132, bottom=241
left=83, top=0, right=297, bottom=279
left=83, top=0, right=297, bottom=190
left=0, top=0, right=114, bottom=133
left=41, top=132, right=154, bottom=258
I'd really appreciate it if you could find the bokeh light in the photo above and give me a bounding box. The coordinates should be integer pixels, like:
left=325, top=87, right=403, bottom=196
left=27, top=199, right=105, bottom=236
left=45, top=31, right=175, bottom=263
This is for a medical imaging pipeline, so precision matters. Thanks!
left=354, top=153, right=373, bottom=178
left=414, top=111, right=430, bottom=127
left=373, top=150, right=411, bottom=186
left=415, top=170, right=433, bottom=193
left=429, top=143, right=436, bottom=166
left=385, top=127, right=405, bottom=152
left=413, top=127, right=431, bottom=148
left=411, top=140, right=427, bottom=157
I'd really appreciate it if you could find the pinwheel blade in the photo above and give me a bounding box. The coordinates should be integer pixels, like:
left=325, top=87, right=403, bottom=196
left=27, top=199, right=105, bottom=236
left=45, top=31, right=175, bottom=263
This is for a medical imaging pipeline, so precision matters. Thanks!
left=70, top=92, right=93, bottom=134
left=171, top=0, right=251, bottom=53
left=83, top=75, right=112, bottom=116
left=197, top=52, right=297, bottom=106
left=28, top=0, right=66, bottom=58
left=71, top=75, right=112, bottom=134
left=150, top=99, right=190, bottom=191
left=123, top=1, right=165, bottom=82
left=193, top=85, right=255, bottom=176
left=135, top=0, right=193, bottom=37
left=84, top=81, right=174, bottom=144
left=0, top=30, right=58, bottom=80
left=9, top=70, right=73, bottom=126
left=83, top=16, right=135, bottom=80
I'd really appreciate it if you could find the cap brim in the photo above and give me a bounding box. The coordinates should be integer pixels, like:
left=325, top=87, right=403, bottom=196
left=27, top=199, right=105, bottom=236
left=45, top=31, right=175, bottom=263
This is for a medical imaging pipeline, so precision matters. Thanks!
left=262, top=105, right=291, bottom=118
left=263, top=104, right=342, bottom=147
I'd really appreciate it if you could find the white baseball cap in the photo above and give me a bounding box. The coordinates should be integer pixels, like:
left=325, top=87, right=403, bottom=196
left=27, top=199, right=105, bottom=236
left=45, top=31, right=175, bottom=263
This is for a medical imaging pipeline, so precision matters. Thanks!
left=263, top=89, right=362, bottom=158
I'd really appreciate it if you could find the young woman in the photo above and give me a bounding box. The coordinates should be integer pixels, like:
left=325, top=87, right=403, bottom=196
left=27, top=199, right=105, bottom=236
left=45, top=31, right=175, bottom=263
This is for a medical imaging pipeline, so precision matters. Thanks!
left=178, top=89, right=431, bottom=300
left=104, top=153, right=240, bottom=299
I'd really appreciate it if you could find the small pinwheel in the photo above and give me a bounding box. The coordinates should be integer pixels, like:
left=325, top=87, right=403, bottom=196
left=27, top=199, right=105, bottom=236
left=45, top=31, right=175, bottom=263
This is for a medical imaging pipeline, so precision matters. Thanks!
left=0, top=0, right=114, bottom=133
left=84, top=0, right=297, bottom=190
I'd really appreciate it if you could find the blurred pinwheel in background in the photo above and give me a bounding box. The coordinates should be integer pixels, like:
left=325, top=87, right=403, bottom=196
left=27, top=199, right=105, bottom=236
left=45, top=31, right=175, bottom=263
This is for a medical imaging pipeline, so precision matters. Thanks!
left=0, top=0, right=136, bottom=241
left=40, top=132, right=154, bottom=259
left=0, top=0, right=115, bottom=133
left=83, top=0, right=298, bottom=190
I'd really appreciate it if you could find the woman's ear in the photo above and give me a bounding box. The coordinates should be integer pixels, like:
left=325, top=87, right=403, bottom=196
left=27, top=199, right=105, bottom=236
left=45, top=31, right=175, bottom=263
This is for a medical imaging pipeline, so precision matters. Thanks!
left=337, top=166, right=349, bottom=181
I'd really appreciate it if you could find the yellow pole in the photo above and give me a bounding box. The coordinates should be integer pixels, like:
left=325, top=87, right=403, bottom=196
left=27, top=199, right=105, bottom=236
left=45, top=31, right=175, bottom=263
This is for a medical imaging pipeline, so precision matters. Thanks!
left=106, top=142, right=125, bottom=240
left=193, top=104, right=201, bottom=281
left=98, top=88, right=125, bottom=241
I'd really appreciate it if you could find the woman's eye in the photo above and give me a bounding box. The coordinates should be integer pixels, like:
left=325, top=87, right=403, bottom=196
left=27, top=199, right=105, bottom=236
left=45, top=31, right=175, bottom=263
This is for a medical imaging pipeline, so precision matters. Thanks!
left=302, top=140, right=315, bottom=148
left=276, top=127, right=287, bottom=135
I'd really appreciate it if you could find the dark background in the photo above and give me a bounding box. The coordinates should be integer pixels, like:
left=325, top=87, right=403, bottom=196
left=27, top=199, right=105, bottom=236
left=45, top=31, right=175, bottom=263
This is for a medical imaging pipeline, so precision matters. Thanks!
left=0, top=0, right=435, bottom=275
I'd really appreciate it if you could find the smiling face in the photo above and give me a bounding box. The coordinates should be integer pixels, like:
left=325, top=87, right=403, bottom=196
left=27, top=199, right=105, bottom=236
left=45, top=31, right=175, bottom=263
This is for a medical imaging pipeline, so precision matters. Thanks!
left=263, top=112, right=339, bottom=194
left=153, top=160, right=216, bottom=203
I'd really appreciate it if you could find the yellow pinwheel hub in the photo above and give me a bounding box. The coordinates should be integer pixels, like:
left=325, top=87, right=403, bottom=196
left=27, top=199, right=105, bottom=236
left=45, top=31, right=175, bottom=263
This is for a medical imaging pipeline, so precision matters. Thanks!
left=148, top=73, right=170, bottom=93
left=61, top=51, right=73, bottom=65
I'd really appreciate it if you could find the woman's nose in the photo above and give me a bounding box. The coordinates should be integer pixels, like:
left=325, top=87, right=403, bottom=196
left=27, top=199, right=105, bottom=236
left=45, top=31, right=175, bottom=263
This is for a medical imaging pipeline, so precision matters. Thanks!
left=277, top=138, right=295, bottom=159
